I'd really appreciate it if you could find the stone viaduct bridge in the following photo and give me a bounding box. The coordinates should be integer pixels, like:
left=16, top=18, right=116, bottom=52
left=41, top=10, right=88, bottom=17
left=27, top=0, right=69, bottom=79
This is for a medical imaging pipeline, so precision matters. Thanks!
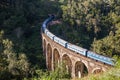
left=41, top=20, right=112, bottom=78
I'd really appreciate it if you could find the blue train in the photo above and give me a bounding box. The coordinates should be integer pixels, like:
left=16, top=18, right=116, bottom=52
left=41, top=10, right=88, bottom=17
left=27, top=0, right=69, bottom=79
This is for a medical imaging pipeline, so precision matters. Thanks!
left=41, top=16, right=115, bottom=66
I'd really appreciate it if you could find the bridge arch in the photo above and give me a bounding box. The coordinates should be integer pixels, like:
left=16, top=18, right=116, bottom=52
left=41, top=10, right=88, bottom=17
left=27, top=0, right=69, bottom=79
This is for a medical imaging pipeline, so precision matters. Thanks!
left=53, top=48, right=60, bottom=70
left=92, top=68, right=103, bottom=74
left=75, top=61, right=88, bottom=78
left=62, top=54, right=72, bottom=76
left=47, top=43, right=52, bottom=71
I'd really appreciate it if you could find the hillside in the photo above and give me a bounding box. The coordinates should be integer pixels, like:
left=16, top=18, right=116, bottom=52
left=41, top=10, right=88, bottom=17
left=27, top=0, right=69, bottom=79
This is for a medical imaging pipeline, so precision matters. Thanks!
left=0, top=0, right=120, bottom=80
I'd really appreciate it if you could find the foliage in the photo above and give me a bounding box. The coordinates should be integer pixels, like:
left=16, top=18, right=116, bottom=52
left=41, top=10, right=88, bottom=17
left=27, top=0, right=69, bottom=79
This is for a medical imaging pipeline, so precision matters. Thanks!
left=0, top=0, right=62, bottom=79
left=59, top=0, right=120, bottom=56
left=0, top=0, right=62, bottom=69
left=92, top=9, right=120, bottom=57
left=0, top=30, right=30, bottom=79
left=24, top=62, right=71, bottom=80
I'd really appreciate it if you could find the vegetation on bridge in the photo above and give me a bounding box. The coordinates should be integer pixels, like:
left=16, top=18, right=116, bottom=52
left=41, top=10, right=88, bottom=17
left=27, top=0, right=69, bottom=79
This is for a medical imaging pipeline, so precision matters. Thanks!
left=0, top=0, right=120, bottom=80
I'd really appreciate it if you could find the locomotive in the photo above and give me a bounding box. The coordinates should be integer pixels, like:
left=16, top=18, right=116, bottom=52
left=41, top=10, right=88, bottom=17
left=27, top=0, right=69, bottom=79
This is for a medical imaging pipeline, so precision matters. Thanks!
left=42, top=16, right=115, bottom=66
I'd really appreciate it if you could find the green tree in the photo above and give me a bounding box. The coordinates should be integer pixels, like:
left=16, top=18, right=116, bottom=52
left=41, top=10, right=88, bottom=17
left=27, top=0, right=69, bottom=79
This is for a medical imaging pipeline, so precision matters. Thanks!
left=91, top=2, right=120, bottom=56
left=0, top=30, right=30, bottom=79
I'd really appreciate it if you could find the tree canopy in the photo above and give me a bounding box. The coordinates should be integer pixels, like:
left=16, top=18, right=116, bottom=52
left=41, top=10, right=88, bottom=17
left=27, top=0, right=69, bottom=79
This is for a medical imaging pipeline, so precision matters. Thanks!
left=58, top=0, right=120, bottom=57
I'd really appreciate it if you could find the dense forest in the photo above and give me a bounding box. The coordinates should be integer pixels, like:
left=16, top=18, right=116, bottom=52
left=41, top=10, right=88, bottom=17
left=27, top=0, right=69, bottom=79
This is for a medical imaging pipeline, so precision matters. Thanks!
left=50, top=0, right=120, bottom=57
left=0, top=0, right=120, bottom=80
left=0, top=0, right=61, bottom=79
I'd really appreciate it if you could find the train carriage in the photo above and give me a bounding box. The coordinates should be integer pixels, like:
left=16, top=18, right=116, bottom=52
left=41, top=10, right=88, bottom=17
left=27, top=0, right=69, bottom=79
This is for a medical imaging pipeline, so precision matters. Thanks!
left=87, top=51, right=115, bottom=66
left=67, top=43, right=87, bottom=56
